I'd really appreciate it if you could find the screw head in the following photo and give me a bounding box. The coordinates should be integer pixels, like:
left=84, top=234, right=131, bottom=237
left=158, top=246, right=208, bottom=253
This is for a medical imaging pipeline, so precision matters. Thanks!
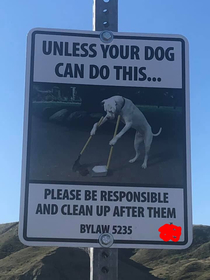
left=100, top=31, right=114, bottom=43
left=99, top=233, right=114, bottom=247
left=103, top=31, right=112, bottom=41
left=102, top=235, right=110, bottom=245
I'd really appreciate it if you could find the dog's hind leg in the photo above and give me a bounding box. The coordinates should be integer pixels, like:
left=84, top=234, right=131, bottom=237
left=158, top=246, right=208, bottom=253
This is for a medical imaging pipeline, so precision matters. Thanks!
left=142, top=133, right=153, bottom=169
left=129, top=131, right=142, bottom=163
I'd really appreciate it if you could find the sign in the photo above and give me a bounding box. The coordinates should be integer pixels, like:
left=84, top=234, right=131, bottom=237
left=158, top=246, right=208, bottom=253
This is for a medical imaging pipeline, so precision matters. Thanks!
left=19, top=28, right=192, bottom=249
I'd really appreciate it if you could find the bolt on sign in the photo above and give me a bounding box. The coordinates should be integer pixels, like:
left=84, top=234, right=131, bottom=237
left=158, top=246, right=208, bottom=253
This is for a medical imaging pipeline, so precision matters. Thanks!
left=19, top=28, right=192, bottom=249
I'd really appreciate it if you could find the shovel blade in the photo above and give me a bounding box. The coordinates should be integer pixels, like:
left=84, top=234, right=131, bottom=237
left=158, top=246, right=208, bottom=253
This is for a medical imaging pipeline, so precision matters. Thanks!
left=91, top=165, right=108, bottom=177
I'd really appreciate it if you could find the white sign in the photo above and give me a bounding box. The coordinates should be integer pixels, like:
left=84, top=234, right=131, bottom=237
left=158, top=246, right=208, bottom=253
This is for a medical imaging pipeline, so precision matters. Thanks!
left=19, top=28, right=192, bottom=249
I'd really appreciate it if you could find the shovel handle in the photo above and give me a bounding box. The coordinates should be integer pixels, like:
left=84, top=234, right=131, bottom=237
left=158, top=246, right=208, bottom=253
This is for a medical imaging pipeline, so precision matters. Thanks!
left=80, top=116, right=104, bottom=155
left=106, top=115, right=121, bottom=170
left=80, top=135, right=92, bottom=155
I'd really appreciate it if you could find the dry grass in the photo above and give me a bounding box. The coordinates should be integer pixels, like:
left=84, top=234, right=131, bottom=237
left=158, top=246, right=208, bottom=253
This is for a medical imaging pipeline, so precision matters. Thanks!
left=131, top=226, right=210, bottom=280
left=0, top=222, right=159, bottom=280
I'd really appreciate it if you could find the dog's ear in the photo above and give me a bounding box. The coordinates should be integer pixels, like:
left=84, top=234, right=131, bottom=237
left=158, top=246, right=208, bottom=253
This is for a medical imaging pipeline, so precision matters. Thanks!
left=101, top=99, right=106, bottom=106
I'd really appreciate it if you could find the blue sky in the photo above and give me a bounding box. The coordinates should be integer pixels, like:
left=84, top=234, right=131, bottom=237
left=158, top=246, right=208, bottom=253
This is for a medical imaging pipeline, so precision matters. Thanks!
left=0, top=0, right=209, bottom=226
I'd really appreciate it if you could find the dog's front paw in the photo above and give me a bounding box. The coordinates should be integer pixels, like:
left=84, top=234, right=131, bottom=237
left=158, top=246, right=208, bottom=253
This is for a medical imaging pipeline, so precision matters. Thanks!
left=90, top=129, right=96, bottom=136
left=90, top=123, right=97, bottom=136
left=109, top=137, right=117, bottom=146
left=141, top=162, right=147, bottom=169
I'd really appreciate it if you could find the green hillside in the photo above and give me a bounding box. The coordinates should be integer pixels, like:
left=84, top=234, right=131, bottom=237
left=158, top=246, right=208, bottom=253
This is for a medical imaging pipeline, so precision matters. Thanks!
left=0, top=223, right=210, bottom=279
left=0, top=222, right=159, bottom=280
left=132, top=225, right=210, bottom=280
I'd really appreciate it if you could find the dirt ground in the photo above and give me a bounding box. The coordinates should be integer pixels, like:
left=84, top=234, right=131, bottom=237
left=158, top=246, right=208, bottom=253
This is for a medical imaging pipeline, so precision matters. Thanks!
left=29, top=114, right=185, bottom=186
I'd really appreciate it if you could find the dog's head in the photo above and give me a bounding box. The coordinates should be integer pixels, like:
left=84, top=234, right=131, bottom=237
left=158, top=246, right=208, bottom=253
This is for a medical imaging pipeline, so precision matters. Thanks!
left=101, top=97, right=117, bottom=120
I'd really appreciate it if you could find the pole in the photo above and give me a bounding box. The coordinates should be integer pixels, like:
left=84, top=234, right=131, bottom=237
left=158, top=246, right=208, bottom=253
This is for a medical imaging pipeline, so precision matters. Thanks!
left=90, top=248, right=118, bottom=280
left=93, top=0, right=118, bottom=32
left=90, top=1, right=118, bottom=280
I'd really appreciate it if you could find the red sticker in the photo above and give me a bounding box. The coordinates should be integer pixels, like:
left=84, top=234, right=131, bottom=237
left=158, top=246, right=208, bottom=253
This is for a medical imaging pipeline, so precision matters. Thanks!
left=158, top=224, right=182, bottom=242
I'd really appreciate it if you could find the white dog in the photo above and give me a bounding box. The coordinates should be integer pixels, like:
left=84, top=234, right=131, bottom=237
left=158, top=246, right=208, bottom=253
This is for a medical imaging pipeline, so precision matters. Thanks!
left=91, top=95, right=162, bottom=169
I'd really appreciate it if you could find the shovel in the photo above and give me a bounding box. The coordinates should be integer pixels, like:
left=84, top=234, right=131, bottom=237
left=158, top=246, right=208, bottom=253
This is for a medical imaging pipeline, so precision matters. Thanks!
left=72, top=116, right=104, bottom=172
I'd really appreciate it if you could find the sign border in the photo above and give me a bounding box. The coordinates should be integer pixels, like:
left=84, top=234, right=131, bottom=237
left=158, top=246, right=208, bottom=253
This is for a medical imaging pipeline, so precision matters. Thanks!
left=19, top=28, right=192, bottom=249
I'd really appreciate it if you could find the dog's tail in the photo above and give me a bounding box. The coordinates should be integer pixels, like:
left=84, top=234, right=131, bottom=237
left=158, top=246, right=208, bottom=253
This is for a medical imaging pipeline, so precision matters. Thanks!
left=153, top=127, right=162, bottom=136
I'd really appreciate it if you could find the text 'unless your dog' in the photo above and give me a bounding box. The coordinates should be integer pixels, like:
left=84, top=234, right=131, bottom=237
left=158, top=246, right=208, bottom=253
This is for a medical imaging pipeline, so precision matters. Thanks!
left=42, top=41, right=175, bottom=61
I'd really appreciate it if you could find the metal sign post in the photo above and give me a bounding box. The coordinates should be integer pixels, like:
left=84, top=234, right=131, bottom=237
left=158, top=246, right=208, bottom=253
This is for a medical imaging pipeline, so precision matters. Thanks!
left=90, top=246, right=118, bottom=280
left=91, top=1, right=118, bottom=279
left=93, top=0, right=118, bottom=32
